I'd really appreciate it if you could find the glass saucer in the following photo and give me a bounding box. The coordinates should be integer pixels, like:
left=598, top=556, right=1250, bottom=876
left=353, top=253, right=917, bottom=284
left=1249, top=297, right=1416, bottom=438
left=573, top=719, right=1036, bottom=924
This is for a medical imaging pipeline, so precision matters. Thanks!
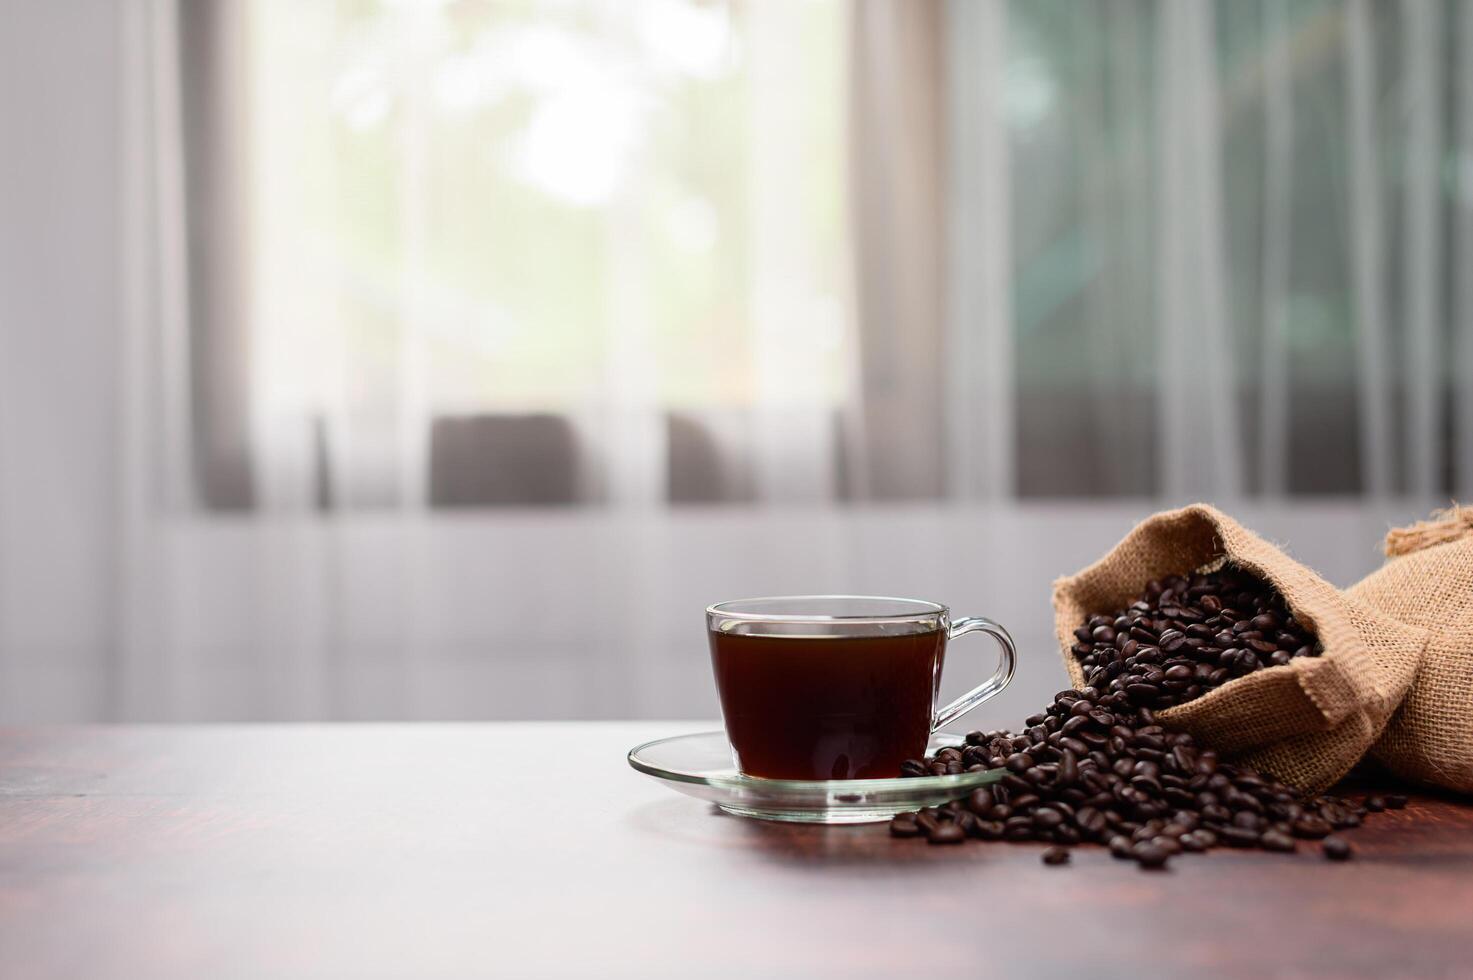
left=626, top=730, right=1003, bottom=824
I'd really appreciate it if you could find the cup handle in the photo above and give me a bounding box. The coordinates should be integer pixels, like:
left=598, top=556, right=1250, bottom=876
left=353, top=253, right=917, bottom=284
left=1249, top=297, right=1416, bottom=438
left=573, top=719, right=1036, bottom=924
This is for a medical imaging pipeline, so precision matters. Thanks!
left=933, top=616, right=1017, bottom=732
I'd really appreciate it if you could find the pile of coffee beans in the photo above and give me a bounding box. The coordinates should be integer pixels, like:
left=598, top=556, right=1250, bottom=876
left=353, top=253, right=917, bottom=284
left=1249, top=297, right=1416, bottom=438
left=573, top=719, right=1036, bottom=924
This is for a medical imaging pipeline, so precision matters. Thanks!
left=1071, top=568, right=1321, bottom=710
left=889, top=567, right=1405, bottom=869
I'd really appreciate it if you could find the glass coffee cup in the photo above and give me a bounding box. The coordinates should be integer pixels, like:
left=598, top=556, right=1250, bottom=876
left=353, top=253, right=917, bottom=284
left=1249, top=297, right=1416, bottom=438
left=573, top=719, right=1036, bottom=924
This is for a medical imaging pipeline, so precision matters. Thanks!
left=706, top=595, right=1016, bottom=780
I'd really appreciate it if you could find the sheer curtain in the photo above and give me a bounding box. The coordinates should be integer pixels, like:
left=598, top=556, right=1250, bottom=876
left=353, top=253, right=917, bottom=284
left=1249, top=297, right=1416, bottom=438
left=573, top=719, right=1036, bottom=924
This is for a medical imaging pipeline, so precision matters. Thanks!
left=953, top=0, right=1473, bottom=501
left=113, top=0, right=1473, bottom=720
left=110, top=0, right=860, bottom=721
left=4, top=0, right=1465, bottom=723
left=236, top=0, right=849, bottom=513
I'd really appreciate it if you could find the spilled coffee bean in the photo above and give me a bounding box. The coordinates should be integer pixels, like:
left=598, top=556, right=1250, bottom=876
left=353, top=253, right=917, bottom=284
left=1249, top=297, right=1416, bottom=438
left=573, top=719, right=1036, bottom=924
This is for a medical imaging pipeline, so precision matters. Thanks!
left=891, top=567, right=1394, bottom=869
left=928, top=822, right=966, bottom=845
left=1133, top=841, right=1171, bottom=869
left=888, top=814, right=922, bottom=838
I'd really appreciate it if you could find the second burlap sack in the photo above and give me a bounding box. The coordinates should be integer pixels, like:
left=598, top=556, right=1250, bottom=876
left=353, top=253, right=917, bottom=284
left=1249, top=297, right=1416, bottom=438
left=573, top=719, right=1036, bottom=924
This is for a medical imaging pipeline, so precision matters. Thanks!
left=1359, top=507, right=1473, bottom=793
left=1053, top=504, right=1428, bottom=794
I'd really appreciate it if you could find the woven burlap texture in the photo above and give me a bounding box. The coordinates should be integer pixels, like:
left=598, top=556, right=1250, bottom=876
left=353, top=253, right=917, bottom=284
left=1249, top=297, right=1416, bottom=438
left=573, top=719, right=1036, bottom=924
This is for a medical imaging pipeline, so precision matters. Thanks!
left=1359, top=506, right=1473, bottom=792
left=1052, top=504, right=1428, bottom=794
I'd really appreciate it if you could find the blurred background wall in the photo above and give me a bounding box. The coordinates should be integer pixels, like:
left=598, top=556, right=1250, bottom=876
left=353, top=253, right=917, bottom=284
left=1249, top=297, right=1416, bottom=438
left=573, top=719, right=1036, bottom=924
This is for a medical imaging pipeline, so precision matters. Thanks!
left=1, top=0, right=1468, bottom=729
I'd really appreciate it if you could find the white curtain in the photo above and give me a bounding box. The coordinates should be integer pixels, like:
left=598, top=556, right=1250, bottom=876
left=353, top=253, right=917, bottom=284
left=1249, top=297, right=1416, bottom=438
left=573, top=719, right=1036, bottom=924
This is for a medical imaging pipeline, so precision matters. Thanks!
left=1, top=0, right=1465, bottom=723
left=947, top=0, right=1472, bottom=501
left=945, top=0, right=1014, bottom=500
left=103, top=0, right=860, bottom=721
left=235, top=0, right=849, bottom=514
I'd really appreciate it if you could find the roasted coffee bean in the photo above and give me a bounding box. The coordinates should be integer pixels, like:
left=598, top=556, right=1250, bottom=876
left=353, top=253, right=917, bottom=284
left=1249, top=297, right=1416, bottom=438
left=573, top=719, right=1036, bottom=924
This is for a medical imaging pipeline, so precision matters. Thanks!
left=899, top=758, right=927, bottom=777
left=1133, top=842, right=1170, bottom=869
left=1074, top=806, right=1106, bottom=836
left=925, top=821, right=962, bottom=844
left=1291, top=816, right=1333, bottom=839
left=1005, top=753, right=1034, bottom=773
left=1058, top=736, right=1091, bottom=757
left=1130, top=775, right=1162, bottom=795
left=1032, top=808, right=1064, bottom=830
left=890, top=814, right=921, bottom=837
left=1232, top=811, right=1264, bottom=831
left=1365, top=796, right=1386, bottom=813
left=1000, top=774, right=1030, bottom=794
left=1260, top=830, right=1296, bottom=852
left=1322, top=836, right=1353, bottom=860
left=1178, top=831, right=1210, bottom=853
left=1057, top=750, right=1080, bottom=786
left=1250, top=613, right=1280, bottom=632
left=1219, top=826, right=1260, bottom=848
left=974, top=820, right=1005, bottom=840
left=1041, top=846, right=1070, bottom=865
left=1151, top=836, right=1182, bottom=856
left=1134, top=737, right=1167, bottom=757
left=1126, top=683, right=1160, bottom=703
left=1385, top=794, right=1408, bottom=810
left=1060, top=715, right=1090, bottom=736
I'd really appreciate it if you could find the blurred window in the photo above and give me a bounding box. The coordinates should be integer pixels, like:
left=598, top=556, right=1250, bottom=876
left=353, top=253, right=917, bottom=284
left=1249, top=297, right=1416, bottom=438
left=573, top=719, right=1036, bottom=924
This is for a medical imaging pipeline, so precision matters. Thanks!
left=180, top=0, right=1471, bottom=508
left=198, top=0, right=849, bottom=508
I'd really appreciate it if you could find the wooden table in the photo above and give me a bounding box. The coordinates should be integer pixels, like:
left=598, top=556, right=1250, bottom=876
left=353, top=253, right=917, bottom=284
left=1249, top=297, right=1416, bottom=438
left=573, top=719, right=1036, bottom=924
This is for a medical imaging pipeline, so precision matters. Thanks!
left=2, top=723, right=1469, bottom=979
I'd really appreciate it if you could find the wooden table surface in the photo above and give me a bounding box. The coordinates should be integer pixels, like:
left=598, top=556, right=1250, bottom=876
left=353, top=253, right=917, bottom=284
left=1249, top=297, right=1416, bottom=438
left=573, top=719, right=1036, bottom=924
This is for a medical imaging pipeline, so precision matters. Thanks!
left=1, top=723, right=1470, bottom=979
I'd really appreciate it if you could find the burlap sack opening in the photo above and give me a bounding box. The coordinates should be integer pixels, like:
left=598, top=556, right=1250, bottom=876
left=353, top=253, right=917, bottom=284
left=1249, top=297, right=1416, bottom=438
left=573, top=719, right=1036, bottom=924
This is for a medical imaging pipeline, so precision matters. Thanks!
left=1361, top=506, right=1473, bottom=793
left=1052, top=504, right=1428, bottom=794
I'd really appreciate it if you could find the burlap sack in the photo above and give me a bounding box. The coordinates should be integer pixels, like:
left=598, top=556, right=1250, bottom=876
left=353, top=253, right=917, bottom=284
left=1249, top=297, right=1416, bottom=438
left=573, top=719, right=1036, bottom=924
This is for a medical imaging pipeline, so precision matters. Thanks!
left=1053, top=504, right=1428, bottom=794
left=1361, top=507, right=1473, bottom=792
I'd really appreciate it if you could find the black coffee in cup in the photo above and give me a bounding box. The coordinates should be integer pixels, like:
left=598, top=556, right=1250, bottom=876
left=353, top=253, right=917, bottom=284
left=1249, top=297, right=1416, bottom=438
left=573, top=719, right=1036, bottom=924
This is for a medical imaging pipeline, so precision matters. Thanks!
left=709, top=628, right=944, bottom=780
